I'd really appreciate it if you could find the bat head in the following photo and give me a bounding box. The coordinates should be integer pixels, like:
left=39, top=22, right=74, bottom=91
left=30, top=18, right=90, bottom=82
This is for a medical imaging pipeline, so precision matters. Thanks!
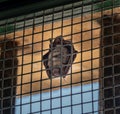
left=43, top=36, right=78, bottom=79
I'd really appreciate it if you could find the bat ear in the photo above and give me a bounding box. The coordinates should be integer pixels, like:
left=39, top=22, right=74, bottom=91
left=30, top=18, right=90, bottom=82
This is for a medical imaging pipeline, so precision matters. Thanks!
left=54, top=36, right=63, bottom=45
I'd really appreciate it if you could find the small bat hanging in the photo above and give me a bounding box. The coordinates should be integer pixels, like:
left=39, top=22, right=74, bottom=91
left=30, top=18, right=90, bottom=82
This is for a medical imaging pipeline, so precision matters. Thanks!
left=43, top=36, right=77, bottom=79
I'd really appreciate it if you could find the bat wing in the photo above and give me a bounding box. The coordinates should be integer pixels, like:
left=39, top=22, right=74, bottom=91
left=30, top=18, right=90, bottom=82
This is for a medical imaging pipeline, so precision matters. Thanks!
left=63, top=46, right=77, bottom=78
left=61, top=39, right=78, bottom=78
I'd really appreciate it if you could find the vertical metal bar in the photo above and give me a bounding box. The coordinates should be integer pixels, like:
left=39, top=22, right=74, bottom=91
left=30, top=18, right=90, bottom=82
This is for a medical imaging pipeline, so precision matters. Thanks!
left=20, top=15, right=26, bottom=114
left=81, top=1, right=84, bottom=114
left=30, top=13, right=35, bottom=114
left=50, top=7, right=55, bottom=114
left=99, top=1, right=104, bottom=113
left=60, top=5, right=63, bottom=114
left=71, top=2, right=74, bottom=114
left=12, top=17, right=17, bottom=114
left=40, top=10, right=44, bottom=114
left=91, top=1, right=94, bottom=113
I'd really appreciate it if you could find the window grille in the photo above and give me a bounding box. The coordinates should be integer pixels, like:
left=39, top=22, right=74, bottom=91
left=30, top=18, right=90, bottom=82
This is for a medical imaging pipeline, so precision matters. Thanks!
left=0, top=0, right=120, bottom=114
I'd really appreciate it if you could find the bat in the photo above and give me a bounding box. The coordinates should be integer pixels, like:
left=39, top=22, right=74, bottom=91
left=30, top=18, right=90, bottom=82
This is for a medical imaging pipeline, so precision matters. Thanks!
left=43, top=36, right=78, bottom=79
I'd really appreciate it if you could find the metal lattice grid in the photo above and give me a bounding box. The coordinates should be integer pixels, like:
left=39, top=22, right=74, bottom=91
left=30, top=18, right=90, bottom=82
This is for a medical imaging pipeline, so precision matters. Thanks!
left=0, top=0, right=120, bottom=114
